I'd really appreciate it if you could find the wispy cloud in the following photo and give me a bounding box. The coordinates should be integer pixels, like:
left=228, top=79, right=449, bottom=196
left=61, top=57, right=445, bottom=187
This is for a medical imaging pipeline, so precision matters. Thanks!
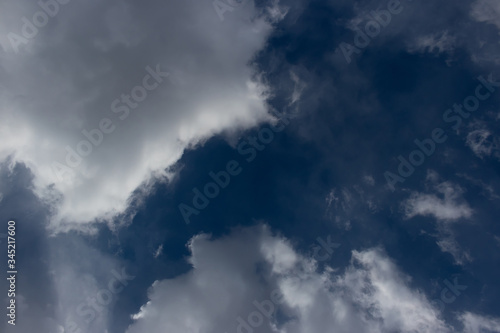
left=403, top=180, right=473, bottom=222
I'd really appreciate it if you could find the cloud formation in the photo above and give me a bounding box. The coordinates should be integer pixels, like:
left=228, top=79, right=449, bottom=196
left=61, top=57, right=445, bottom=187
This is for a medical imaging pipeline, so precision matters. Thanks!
left=0, top=0, right=285, bottom=232
left=471, top=0, right=500, bottom=31
left=403, top=180, right=473, bottom=222
left=402, top=172, right=475, bottom=264
left=125, top=225, right=498, bottom=333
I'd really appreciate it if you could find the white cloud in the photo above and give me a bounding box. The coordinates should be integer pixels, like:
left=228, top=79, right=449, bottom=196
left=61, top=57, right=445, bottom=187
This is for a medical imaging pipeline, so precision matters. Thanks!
left=124, top=224, right=497, bottom=333
left=460, top=312, right=500, bottom=333
left=402, top=174, right=474, bottom=264
left=403, top=181, right=473, bottom=222
left=0, top=0, right=289, bottom=232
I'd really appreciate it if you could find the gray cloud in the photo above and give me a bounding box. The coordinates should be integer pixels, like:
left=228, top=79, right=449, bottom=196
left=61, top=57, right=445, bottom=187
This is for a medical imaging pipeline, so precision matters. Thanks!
left=0, top=0, right=286, bottom=232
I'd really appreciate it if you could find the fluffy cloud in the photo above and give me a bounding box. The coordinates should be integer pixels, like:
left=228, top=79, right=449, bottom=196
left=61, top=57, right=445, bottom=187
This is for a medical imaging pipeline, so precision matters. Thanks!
left=125, top=225, right=498, bottom=333
left=0, top=0, right=287, bottom=232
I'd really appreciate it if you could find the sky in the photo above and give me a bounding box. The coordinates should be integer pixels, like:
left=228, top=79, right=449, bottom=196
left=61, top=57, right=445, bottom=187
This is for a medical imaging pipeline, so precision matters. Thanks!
left=0, top=0, right=500, bottom=332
